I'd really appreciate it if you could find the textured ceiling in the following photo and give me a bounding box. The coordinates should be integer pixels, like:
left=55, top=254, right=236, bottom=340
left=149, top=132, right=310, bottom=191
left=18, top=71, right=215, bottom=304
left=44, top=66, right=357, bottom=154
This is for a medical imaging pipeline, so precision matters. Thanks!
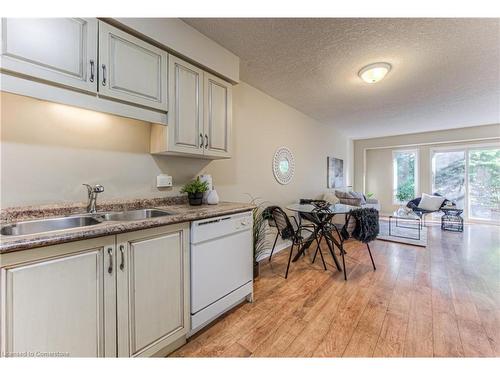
left=182, top=18, right=500, bottom=139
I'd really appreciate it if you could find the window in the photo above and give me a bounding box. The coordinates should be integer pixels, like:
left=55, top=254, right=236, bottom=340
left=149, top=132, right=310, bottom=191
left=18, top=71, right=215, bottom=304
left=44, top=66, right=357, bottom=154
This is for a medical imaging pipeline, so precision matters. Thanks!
left=393, top=150, right=417, bottom=203
left=432, top=150, right=466, bottom=209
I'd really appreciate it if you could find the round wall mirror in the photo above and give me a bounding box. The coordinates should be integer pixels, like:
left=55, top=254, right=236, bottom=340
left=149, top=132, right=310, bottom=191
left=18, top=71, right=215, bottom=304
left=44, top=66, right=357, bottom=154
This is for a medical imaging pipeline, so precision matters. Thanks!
left=279, top=160, right=289, bottom=174
left=273, top=147, right=295, bottom=185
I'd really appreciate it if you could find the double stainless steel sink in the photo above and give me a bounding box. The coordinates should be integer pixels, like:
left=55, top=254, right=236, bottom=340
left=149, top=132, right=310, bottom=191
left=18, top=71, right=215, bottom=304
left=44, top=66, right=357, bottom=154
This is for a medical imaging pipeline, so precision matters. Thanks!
left=1, top=216, right=102, bottom=236
left=1, top=209, right=174, bottom=236
left=101, top=209, right=173, bottom=222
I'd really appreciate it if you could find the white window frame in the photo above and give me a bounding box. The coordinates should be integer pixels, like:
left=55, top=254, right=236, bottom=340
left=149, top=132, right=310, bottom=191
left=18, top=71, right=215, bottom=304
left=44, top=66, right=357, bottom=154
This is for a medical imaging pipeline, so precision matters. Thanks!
left=392, top=149, right=419, bottom=205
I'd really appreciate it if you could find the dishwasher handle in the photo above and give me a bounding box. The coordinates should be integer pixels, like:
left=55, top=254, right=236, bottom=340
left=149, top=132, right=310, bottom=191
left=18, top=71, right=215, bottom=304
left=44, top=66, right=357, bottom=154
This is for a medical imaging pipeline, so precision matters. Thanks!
left=197, top=217, right=231, bottom=226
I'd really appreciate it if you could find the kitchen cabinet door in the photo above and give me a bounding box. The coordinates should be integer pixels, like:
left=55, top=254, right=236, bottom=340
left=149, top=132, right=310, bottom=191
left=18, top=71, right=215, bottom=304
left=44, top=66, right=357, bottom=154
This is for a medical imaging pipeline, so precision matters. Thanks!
left=203, top=72, right=232, bottom=158
left=167, top=56, right=204, bottom=155
left=0, top=239, right=116, bottom=357
left=98, top=21, right=168, bottom=111
left=0, top=18, right=98, bottom=93
left=116, top=224, right=189, bottom=357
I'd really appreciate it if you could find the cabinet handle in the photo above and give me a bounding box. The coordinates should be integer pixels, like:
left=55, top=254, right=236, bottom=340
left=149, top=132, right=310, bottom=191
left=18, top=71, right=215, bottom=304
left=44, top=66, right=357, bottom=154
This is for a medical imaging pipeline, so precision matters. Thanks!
left=89, top=60, right=95, bottom=82
left=199, top=133, right=204, bottom=148
left=205, top=134, right=209, bottom=149
left=107, top=248, right=113, bottom=274
left=119, top=245, right=125, bottom=271
left=102, top=64, right=107, bottom=86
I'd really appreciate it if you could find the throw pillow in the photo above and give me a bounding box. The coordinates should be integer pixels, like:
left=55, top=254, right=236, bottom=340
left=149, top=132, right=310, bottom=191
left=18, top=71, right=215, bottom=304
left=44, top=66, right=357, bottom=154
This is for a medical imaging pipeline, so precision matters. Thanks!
left=334, top=190, right=349, bottom=199
left=323, top=191, right=340, bottom=205
left=418, top=193, right=445, bottom=211
left=350, top=191, right=367, bottom=205
left=335, top=190, right=364, bottom=206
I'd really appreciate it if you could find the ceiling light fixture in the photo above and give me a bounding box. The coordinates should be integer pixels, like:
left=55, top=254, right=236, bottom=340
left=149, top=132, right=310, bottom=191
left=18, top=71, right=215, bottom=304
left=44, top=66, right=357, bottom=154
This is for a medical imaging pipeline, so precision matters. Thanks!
left=358, top=62, right=392, bottom=84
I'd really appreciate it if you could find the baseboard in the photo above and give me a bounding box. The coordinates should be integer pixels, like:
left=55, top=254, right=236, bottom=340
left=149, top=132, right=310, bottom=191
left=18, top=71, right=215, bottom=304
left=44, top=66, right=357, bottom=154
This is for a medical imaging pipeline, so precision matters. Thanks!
left=154, top=336, right=187, bottom=357
left=256, top=240, right=292, bottom=262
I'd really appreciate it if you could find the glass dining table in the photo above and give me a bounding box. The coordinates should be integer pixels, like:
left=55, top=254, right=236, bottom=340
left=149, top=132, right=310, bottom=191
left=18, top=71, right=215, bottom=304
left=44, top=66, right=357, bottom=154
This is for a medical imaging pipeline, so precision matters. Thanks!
left=285, top=203, right=356, bottom=272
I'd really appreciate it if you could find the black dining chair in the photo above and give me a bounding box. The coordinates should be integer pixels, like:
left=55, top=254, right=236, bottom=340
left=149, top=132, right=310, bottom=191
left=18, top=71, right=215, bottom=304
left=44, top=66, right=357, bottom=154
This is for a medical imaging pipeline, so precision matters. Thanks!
left=268, top=206, right=327, bottom=279
left=264, top=210, right=280, bottom=263
left=327, top=207, right=378, bottom=281
left=264, top=202, right=320, bottom=263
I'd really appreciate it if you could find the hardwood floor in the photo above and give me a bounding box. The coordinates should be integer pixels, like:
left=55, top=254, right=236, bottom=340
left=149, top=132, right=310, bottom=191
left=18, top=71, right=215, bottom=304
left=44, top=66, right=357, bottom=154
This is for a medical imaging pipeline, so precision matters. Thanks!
left=171, top=223, right=500, bottom=357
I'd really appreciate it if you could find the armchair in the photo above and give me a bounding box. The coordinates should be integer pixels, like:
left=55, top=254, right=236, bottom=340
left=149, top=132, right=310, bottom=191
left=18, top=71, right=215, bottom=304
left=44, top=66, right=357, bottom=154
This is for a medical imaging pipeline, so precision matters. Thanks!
left=406, top=193, right=451, bottom=226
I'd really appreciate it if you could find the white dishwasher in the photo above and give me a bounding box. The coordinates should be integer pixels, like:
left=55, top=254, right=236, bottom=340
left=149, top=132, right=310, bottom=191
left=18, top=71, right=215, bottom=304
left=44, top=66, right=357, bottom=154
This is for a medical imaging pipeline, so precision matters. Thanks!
left=189, top=211, right=253, bottom=335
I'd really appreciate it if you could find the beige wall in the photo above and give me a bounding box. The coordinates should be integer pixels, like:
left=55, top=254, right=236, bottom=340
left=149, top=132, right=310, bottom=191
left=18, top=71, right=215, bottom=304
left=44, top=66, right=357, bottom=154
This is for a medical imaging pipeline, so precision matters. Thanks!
left=201, top=82, right=349, bottom=207
left=0, top=92, right=210, bottom=207
left=1, top=82, right=348, bottom=208
left=354, top=124, right=500, bottom=214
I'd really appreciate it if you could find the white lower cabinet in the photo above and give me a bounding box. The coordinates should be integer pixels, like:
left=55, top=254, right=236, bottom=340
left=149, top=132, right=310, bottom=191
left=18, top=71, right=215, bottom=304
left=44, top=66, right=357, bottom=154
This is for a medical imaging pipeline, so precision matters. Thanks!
left=0, top=223, right=189, bottom=358
left=0, top=237, right=116, bottom=357
left=116, top=224, right=189, bottom=357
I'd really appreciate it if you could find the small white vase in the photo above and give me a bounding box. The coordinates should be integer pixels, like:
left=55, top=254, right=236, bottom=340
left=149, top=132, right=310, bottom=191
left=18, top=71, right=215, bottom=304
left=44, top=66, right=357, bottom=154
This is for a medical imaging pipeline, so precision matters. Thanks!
left=207, top=189, right=219, bottom=205
left=202, top=191, right=210, bottom=204
left=199, top=175, right=213, bottom=203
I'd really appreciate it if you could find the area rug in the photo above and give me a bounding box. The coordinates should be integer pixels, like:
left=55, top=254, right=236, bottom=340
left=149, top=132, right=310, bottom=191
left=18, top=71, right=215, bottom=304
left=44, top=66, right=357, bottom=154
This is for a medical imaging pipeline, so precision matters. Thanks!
left=377, top=219, right=428, bottom=247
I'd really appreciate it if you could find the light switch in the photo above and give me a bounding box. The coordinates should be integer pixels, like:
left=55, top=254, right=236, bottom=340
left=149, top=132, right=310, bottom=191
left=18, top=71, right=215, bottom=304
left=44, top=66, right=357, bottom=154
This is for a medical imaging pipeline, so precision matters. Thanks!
left=157, top=174, right=172, bottom=188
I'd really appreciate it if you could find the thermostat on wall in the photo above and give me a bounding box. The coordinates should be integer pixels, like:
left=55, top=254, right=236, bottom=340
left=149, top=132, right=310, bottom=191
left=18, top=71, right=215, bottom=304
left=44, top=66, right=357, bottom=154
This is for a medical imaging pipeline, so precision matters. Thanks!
left=157, top=174, right=172, bottom=188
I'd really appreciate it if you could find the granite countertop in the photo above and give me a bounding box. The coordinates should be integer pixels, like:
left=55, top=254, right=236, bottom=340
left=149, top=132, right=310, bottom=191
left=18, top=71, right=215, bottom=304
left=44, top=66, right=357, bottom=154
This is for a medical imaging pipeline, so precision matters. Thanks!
left=0, top=197, right=255, bottom=254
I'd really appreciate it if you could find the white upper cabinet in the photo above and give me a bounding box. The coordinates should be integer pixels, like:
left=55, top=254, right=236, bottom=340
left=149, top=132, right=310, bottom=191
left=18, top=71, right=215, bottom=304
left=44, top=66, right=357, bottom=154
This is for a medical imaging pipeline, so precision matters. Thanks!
left=98, top=21, right=168, bottom=111
left=1, top=18, right=232, bottom=145
left=204, top=72, right=232, bottom=158
left=167, top=56, right=204, bottom=155
left=0, top=18, right=98, bottom=93
left=150, top=57, right=233, bottom=159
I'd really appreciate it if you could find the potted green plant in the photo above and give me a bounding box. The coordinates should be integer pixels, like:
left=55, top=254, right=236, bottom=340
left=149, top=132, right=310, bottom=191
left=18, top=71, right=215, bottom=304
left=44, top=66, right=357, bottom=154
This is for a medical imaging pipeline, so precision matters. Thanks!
left=395, top=182, right=415, bottom=214
left=248, top=195, right=271, bottom=278
left=181, top=177, right=209, bottom=206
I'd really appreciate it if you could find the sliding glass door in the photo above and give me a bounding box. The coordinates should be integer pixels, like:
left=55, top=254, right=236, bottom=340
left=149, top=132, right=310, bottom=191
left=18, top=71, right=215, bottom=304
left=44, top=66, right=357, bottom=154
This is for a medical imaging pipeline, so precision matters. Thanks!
left=468, top=148, right=500, bottom=221
left=432, top=146, right=500, bottom=223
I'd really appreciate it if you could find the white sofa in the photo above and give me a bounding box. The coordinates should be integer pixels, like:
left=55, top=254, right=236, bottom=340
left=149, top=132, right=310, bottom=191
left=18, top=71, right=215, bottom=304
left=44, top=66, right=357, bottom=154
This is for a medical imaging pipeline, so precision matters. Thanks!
left=324, top=190, right=381, bottom=211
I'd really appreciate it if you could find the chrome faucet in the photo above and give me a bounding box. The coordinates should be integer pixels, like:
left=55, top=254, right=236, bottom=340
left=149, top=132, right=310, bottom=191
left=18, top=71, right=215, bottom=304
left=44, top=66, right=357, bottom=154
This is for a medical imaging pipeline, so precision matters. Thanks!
left=83, top=184, right=104, bottom=213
